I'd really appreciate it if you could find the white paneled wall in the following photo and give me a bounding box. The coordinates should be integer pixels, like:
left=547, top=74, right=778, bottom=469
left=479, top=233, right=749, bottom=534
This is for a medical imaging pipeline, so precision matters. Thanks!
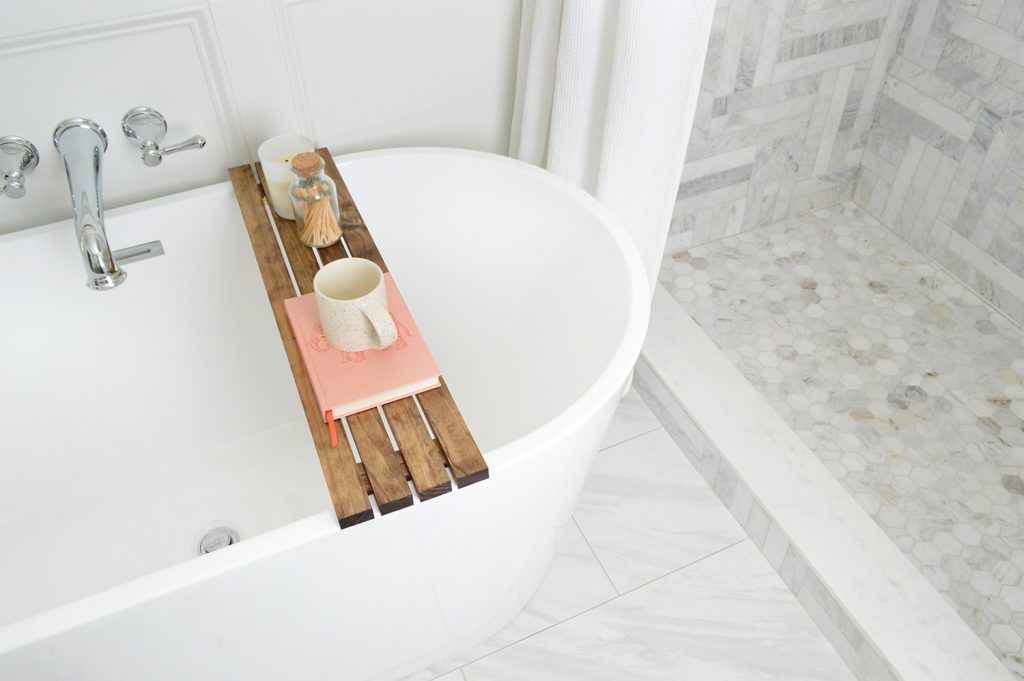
left=1, top=0, right=522, bottom=234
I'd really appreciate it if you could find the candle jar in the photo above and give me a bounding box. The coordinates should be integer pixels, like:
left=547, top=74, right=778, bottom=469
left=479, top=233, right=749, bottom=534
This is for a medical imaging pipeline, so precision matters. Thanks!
left=257, top=134, right=314, bottom=219
left=289, top=152, right=341, bottom=248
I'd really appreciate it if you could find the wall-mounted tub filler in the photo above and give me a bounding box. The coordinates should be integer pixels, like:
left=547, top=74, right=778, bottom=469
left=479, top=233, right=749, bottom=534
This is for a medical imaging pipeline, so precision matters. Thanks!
left=0, top=136, right=39, bottom=199
left=53, top=118, right=165, bottom=291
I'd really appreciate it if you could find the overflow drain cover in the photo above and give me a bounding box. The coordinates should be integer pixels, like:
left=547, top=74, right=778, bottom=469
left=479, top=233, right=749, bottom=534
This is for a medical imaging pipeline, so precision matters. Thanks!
left=199, top=527, right=240, bottom=555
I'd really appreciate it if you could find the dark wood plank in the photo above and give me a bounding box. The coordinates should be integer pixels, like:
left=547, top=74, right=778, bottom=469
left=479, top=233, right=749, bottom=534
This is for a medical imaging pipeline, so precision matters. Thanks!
left=229, top=164, right=373, bottom=529
left=318, top=241, right=349, bottom=265
left=356, top=458, right=418, bottom=496
left=356, top=462, right=372, bottom=495
left=382, top=398, right=452, bottom=500
left=347, top=410, right=415, bottom=513
left=254, top=161, right=320, bottom=295
left=416, top=378, right=488, bottom=487
left=229, top=166, right=294, bottom=305
left=317, top=149, right=389, bottom=272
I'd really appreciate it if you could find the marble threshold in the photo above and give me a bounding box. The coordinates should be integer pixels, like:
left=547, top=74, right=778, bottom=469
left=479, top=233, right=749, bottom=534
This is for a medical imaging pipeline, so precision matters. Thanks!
left=637, top=284, right=1012, bottom=681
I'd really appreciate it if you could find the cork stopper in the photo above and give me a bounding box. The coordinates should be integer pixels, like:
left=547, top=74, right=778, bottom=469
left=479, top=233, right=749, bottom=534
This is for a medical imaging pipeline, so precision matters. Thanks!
left=290, top=151, right=323, bottom=178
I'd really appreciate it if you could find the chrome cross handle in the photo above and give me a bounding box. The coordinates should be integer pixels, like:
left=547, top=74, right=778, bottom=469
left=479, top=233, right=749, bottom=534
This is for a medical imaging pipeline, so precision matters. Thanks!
left=121, top=107, right=206, bottom=167
left=0, top=136, right=39, bottom=199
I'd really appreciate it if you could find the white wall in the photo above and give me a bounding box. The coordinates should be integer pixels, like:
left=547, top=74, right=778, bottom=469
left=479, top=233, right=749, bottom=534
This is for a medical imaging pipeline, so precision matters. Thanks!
left=0, top=0, right=522, bottom=234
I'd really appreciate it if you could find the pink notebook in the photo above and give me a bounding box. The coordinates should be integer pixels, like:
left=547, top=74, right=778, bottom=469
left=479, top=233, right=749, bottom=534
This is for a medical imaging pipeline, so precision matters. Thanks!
left=284, top=274, right=441, bottom=423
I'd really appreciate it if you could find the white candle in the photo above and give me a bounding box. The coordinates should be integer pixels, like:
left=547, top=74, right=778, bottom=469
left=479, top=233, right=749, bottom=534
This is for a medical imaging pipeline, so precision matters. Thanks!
left=257, top=134, right=314, bottom=219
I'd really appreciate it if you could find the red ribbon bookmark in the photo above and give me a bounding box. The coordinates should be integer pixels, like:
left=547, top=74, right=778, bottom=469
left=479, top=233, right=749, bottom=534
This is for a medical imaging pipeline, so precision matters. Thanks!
left=326, top=410, right=338, bottom=448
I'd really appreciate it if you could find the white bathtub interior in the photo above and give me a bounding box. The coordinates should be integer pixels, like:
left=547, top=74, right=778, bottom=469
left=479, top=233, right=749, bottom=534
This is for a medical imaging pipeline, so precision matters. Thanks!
left=354, top=150, right=635, bottom=451
left=0, top=185, right=328, bottom=628
left=0, top=149, right=637, bottom=638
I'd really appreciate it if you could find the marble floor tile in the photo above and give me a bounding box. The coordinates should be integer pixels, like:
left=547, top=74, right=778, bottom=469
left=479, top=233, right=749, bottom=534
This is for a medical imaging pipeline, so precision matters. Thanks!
left=401, top=521, right=617, bottom=681
left=461, top=541, right=855, bottom=681
left=600, top=387, right=662, bottom=450
left=431, top=672, right=464, bottom=681
left=573, top=428, right=746, bottom=593
left=661, top=201, right=1024, bottom=675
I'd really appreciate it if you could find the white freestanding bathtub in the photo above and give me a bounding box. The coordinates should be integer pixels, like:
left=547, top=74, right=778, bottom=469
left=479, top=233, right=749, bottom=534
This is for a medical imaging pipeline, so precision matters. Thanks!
left=0, top=149, right=649, bottom=680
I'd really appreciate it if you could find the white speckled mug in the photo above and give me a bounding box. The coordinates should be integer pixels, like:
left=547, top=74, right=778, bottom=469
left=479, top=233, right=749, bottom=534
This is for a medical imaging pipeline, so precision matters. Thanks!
left=313, top=258, right=398, bottom=352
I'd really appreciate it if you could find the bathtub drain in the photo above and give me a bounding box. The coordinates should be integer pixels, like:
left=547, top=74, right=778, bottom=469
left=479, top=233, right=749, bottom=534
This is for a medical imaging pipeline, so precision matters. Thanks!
left=198, top=527, right=240, bottom=555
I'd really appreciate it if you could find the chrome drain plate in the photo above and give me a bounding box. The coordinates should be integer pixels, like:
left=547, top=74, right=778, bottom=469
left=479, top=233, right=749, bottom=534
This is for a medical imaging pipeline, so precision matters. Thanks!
left=198, top=527, right=240, bottom=555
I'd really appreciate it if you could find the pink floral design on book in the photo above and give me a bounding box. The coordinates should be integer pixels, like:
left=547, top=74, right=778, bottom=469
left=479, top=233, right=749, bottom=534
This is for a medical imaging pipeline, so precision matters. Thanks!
left=391, top=319, right=413, bottom=350
left=308, top=323, right=332, bottom=353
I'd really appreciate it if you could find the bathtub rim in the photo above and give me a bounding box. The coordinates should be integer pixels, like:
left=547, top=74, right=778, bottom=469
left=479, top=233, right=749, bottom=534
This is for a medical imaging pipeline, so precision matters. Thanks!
left=0, top=147, right=650, bottom=657
left=330, top=147, right=650, bottom=474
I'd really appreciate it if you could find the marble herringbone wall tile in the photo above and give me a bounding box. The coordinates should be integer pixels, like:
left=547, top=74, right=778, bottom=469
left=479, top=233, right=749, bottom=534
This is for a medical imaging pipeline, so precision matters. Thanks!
left=669, top=0, right=910, bottom=255
left=855, top=1, right=1024, bottom=325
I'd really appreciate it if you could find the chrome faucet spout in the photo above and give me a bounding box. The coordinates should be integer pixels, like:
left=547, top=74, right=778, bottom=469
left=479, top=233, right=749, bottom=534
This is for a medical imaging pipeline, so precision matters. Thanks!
left=53, top=118, right=127, bottom=291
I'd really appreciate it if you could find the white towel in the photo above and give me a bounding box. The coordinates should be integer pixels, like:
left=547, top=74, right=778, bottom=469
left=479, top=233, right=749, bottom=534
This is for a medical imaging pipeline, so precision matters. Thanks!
left=511, top=0, right=715, bottom=293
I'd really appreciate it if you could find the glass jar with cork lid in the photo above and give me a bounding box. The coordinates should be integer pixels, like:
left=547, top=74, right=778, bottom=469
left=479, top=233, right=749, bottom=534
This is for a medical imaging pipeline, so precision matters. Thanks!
left=288, top=151, right=342, bottom=248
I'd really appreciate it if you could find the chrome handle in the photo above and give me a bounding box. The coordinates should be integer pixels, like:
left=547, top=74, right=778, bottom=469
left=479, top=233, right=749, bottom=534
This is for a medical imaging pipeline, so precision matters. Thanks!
left=3, top=172, right=26, bottom=199
left=161, top=135, right=206, bottom=156
left=0, top=136, right=39, bottom=199
left=121, top=107, right=206, bottom=167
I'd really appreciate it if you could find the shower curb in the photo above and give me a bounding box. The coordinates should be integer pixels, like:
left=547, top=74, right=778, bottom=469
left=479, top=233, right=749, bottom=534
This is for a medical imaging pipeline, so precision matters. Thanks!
left=635, top=285, right=1012, bottom=681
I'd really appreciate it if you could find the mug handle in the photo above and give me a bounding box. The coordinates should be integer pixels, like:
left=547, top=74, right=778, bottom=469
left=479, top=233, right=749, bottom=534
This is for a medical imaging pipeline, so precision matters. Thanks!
left=359, top=299, right=398, bottom=349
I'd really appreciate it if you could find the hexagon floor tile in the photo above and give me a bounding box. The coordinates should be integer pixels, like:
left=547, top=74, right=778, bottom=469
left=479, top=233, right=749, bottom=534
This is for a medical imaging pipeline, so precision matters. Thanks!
left=660, top=202, right=1024, bottom=677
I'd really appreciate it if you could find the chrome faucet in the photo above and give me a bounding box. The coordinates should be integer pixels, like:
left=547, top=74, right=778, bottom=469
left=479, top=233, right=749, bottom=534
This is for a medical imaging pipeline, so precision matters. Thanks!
left=52, top=118, right=163, bottom=291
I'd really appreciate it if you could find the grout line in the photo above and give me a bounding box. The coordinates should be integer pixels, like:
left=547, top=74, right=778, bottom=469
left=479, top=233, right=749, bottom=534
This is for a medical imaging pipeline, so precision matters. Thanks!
left=674, top=196, right=1024, bottom=335
left=851, top=196, right=1024, bottom=330
left=571, top=516, right=619, bottom=596
left=423, top=421, right=680, bottom=679
left=457, top=539, right=750, bottom=674
left=427, top=410, right=745, bottom=679
left=613, top=538, right=749, bottom=599
left=887, top=68, right=983, bottom=126
left=638, top=350, right=880, bottom=673
left=886, top=135, right=928, bottom=226
left=645, top=257, right=1011, bottom=678
left=664, top=193, right=853, bottom=257
left=597, top=423, right=663, bottom=452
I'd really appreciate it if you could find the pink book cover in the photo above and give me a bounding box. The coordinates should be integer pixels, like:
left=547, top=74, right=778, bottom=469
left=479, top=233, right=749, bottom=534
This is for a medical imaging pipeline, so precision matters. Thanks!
left=284, top=274, right=441, bottom=421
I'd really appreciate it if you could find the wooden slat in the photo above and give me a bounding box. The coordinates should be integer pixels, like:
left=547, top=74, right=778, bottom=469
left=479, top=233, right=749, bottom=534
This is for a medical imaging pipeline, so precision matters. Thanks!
left=229, top=165, right=372, bottom=528
left=318, top=240, right=349, bottom=265
left=347, top=410, right=414, bottom=513
left=356, top=462, right=372, bottom=495
left=254, top=162, right=320, bottom=295
left=355, top=459, right=417, bottom=496
left=382, top=398, right=452, bottom=500
left=317, top=149, right=389, bottom=272
left=417, top=378, right=488, bottom=487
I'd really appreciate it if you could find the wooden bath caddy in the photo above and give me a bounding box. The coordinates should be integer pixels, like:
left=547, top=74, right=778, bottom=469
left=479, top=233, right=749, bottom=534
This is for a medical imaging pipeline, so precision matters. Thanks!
left=229, top=149, right=488, bottom=529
